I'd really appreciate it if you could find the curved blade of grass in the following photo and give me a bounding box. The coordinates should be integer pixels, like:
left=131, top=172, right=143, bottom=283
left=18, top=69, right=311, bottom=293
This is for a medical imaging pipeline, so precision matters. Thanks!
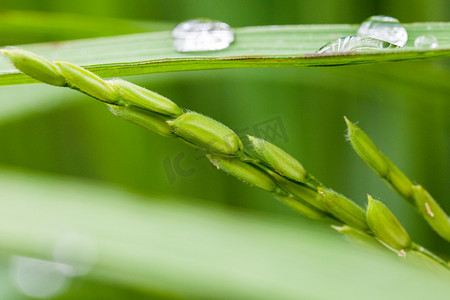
left=0, top=168, right=449, bottom=299
left=1, top=22, right=450, bottom=86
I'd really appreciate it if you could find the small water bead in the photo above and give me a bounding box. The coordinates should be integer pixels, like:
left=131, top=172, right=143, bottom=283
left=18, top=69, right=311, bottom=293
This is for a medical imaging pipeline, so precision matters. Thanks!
left=317, top=36, right=395, bottom=54
left=10, top=256, right=70, bottom=298
left=357, top=15, right=408, bottom=47
left=414, top=35, right=439, bottom=49
left=172, top=18, right=234, bottom=52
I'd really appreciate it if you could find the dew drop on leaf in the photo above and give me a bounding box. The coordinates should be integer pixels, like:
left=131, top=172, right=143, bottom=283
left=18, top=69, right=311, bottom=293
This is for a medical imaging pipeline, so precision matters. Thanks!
left=414, top=34, right=439, bottom=49
left=172, top=18, right=234, bottom=52
left=357, top=15, right=408, bottom=47
left=316, top=36, right=395, bottom=54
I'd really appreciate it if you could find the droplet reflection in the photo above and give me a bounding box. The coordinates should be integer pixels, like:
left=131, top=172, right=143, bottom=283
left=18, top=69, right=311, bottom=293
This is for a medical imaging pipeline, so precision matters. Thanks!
left=10, top=256, right=69, bottom=299
left=317, top=36, right=395, bottom=54
left=414, top=35, right=438, bottom=49
left=9, top=232, right=97, bottom=299
left=357, top=15, right=408, bottom=47
left=172, top=18, right=234, bottom=52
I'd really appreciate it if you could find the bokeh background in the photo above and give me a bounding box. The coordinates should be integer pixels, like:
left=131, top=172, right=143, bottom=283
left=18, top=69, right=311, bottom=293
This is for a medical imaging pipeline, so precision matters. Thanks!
left=0, top=0, right=449, bottom=299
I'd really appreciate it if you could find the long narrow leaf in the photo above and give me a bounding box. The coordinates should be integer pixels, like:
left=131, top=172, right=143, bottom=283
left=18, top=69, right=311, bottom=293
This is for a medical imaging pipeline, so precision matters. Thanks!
left=0, top=168, right=449, bottom=299
left=0, top=23, right=449, bottom=86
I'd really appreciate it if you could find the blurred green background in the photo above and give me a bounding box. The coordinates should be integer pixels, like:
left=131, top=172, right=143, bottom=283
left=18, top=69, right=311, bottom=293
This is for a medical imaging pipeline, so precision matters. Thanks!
left=0, top=0, right=449, bottom=299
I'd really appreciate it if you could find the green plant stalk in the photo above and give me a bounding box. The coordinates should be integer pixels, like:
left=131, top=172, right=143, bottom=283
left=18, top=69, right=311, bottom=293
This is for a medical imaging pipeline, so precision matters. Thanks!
left=345, top=117, right=450, bottom=242
left=412, top=185, right=450, bottom=242
left=2, top=49, right=448, bottom=270
left=332, top=225, right=383, bottom=249
left=275, top=194, right=332, bottom=221
left=411, top=243, right=450, bottom=269
left=334, top=226, right=450, bottom=270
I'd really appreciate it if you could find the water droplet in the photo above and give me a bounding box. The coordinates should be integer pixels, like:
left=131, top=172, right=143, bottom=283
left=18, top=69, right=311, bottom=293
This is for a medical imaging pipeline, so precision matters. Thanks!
left=10, top=256, right=69, bottom=298
left=317, top=36, right=395, bottom=54
left=414, top=35, right=438, bottom=49
left=172, top=18, right=234, bottom=52
left=357, top=15, right=408, bottom=47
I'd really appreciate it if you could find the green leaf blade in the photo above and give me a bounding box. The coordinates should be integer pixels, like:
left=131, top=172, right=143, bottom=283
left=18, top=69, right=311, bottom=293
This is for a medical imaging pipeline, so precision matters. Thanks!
left=1, top=22, right=450, bottom=86
left=1, top=168, right=450, bottom=299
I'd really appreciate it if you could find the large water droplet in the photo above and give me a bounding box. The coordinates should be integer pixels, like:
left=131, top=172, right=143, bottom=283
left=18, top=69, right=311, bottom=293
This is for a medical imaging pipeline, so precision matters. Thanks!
left=317, top=36, right=395, bottom=54
left=172, top=18, right=234, bottom=52
left=414, top=35, right=438, bottom=49
left=10, top=256, right=70, bottom=299
left=357, top=15, right=408, bottom=47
